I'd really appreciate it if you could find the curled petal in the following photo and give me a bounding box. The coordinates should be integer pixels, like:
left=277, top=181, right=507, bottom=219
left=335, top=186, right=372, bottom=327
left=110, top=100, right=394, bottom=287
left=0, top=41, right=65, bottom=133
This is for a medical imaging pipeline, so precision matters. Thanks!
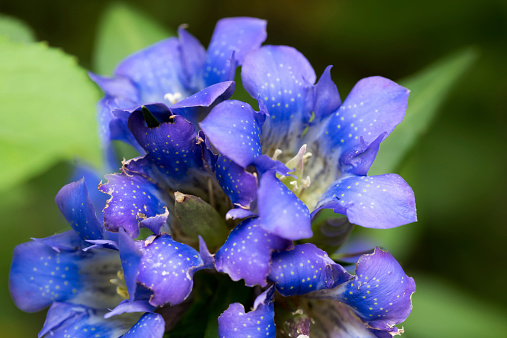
left=218, top=286, right=275, bottom=338
left=314, top=174, right=417, bottom=229
left=319, top=76, right=409, bottom=172
left=225, top=208, right=256, bottom=221
left=312, top=65, right=341, bottom=121
left=341, top=248, right=415, bottom=330
left=169, top=81, right=235, bottom=125
left=70, top=163, right=110, bottom=213
left=55, top=179, right=104, bottom=241
left=313, top=248, right=415, bottom=331
left=105, top=299, right=155, bottom=319
left=118, top=229, right=143, bottom=302
left=268, top=243, right=351, bottom=296
left=215, top=218, right=291, bottom=287
left=99, top=171, right=168, bottom=238
left=128, top=108, right=205, bottom=184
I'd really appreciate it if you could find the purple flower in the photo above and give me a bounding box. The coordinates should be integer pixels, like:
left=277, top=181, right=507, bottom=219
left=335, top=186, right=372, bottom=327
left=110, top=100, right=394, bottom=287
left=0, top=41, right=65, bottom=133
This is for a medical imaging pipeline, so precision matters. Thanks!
left=98, top=103, right=231, bottom=242
left=90, top=17, right=267, bottom=168
left=218, top=245, right=415, bottom=337
left=200, top=45, right=417, bottom=235
left=9, top=179, right=207, bottom=337
left=10, top=16, right=419, bottom=337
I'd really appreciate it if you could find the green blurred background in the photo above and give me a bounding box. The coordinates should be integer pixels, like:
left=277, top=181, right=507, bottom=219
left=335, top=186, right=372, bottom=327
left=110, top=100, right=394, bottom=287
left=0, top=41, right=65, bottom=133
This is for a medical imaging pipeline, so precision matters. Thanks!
left=1, top=0, right=506, bottom=336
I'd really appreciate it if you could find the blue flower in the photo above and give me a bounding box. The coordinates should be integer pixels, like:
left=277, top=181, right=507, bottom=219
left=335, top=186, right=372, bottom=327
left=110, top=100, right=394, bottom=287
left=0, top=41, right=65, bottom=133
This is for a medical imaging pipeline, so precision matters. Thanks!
left=200, top=45, right=417, bottom=235
left=90, top=17, right=267, bottom=168
left=11, top=16, right=419, bottom=337
left=9, top=179, right=207, bottom=337
left=98, top=103, right=230, bottom=240
left=217, top=244, right=415, bottom=337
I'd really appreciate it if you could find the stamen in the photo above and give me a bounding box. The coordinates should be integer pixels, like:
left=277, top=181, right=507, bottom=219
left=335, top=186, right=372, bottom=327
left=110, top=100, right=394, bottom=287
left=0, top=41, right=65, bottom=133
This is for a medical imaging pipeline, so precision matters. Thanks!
left=273, top=149, right=283, bottom=160
left=164, top=92, right=182, bottom=105
left=109, top=270, right=129, bottom=299
left=302, top=176, right=311, bottom=189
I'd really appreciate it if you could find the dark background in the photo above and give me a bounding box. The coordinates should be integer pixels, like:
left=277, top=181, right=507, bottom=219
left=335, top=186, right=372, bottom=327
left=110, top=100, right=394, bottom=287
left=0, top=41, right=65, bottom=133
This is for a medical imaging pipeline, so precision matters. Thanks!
left=1, top=0, right=506, bottom=336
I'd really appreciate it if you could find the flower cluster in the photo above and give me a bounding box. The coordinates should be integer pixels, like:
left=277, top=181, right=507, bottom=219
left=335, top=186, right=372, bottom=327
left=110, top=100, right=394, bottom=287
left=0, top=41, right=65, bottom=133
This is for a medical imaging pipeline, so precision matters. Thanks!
left=10, top=17, right=416, bottom=337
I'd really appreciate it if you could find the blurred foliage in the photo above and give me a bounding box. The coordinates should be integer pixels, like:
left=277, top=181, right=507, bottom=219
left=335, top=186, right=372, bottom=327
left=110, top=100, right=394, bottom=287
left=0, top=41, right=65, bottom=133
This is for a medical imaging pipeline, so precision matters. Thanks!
left=0, top=0, right=506, bottom=337
left=93, top=2, right=173, bottom=76
left=0, top=13, right=34, bottom=42
left=0, top=35, right=101, bottom=193
left=370, top=47, right=479, bottom=175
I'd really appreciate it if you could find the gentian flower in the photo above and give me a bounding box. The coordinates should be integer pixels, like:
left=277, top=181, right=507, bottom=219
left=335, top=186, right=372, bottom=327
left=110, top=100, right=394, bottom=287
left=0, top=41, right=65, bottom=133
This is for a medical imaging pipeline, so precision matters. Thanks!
left=9, top=179, right=209, bottom=337
left=89, top=17, right=267, bottom=168
left=200, top=45, right=417, bottom=235
left=10, top=16, right=418, bottom=337
left=218, top=244, right=415, bottom=337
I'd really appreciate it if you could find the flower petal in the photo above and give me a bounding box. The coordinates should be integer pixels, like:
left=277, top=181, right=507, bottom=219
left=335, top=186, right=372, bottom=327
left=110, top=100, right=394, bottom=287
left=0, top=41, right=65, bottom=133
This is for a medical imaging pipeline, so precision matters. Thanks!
left=204, top=17, right=267, bottom=86
left=55, top=179, right=104, bottom=241
left=99, top=170, right=168, bottom=238
left=128, top=107, right=205, bottom=184
left=39, top=303, right=120, bottom=338
left=105, top=299, right=155, bottom=319
left=268, top=243, right=350, bottom=296
left=339, top=134, right=384, bottom=176
left=32, top=230, right=83, bottom=252
left=218, top=286, right=275, bottom=338
left=216, top=155, right=258, bottom=207
left=89, top=72, right=139, bottom=99
left=225, top=208, right=256, bottom=220
left=215, top=217, right=291, bottom=287
left=10, top=240, right=122, bottom=313
left=322, top=248, right=415, bottom=331
left=136, top=234, right=203, bottom=307
left=40, top=303, right=156, bottom=338
left=123, top=313, right=165, bottom=338
left=307, top=299, right=395, bottom=338
left=118, top=229, right=143, bottom=302
left=257, top=171, right=312, bottom=240
left=200, top=100, right=264, bottom=168
left=312, top=65, right=341, bottom=121
left=71, top=164, right=110, bottom=213
left=315, top=174, right=417, bottom=229
left=169, top=81, right=235, bottom=125
left=318, top=76, right=409, bottom=172
left=115, top=38, right=190, bottom=104
left=242, top=45, right=316, bottom=151
left=178, top=25, right=206, bottom=91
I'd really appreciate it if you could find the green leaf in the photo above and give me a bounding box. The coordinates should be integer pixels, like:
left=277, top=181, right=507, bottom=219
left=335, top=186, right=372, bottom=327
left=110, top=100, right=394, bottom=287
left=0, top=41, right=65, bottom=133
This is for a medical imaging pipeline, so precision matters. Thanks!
left=403, top=274, right=507, bottom=337
left=0, top=37, right=101, bottom=192
left=0, top=14, right=35, bottom=43
left=369, top=48, right=478, bottom=175
left=93, top=2, right=173, bottom=75
left=174, top=192, right=229, bottom=252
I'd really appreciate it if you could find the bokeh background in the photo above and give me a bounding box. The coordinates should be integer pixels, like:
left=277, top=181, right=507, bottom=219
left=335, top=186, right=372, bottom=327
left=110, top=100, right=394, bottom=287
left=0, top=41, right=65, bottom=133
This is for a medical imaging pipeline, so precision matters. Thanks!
left=1, top=0, right=506, bottom=337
